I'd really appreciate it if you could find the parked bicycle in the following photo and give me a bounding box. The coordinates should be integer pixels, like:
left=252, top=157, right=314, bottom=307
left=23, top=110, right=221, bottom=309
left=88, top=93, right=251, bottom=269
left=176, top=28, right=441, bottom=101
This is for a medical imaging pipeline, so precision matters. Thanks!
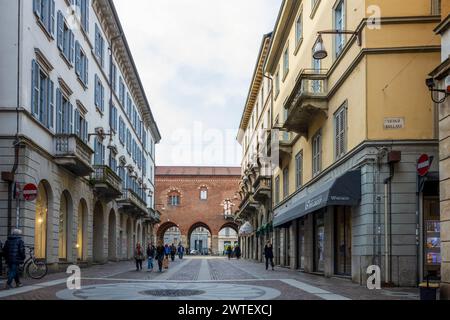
left=19, top=246, right=48, bottom=280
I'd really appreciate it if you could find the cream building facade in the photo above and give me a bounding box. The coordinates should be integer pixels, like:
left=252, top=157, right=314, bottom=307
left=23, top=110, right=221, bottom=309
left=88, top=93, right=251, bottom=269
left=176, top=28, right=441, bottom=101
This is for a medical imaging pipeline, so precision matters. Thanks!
left=0, top=0, right=161, bottom=271
left=237, top=33, right=274, bottom=263
left=239, top=0, right=442, bottom=287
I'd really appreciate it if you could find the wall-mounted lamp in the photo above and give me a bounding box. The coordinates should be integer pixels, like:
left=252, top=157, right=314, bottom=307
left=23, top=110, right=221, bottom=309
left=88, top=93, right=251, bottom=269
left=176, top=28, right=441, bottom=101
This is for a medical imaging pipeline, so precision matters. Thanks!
left=426, top=77, right=449, bottom=104
left=313, top=29, right=362, bottom=60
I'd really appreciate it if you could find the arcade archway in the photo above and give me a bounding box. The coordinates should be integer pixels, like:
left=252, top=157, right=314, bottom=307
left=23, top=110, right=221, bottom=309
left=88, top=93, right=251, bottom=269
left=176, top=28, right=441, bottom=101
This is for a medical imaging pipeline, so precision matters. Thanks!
left=157, top=222, right=181, bottom=245
left=188, top=223, right=212, bottom=255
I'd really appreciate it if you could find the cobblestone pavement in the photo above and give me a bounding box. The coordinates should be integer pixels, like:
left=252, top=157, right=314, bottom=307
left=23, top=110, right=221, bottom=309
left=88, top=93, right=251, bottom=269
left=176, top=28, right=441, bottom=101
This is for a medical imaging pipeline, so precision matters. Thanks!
left=0, top=256, right=420, bottom=300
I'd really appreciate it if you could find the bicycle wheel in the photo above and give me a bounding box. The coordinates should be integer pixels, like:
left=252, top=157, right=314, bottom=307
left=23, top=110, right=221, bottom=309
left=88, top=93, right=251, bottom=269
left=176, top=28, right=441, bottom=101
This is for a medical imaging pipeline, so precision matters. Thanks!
left=26, top=261, right=48, bottom=280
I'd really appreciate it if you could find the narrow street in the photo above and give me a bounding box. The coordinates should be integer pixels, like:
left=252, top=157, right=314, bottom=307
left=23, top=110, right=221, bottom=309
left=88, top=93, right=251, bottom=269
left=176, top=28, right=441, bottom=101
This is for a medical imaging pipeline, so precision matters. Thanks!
left=0, top=257, right=419, bottom=300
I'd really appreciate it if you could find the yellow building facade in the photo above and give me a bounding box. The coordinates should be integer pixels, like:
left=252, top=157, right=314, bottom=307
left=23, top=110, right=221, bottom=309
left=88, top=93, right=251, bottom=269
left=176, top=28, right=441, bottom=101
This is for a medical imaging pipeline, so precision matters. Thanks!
left=261, top=0, right=441, bottom=286
left=429, top=0, right=450, bottom=300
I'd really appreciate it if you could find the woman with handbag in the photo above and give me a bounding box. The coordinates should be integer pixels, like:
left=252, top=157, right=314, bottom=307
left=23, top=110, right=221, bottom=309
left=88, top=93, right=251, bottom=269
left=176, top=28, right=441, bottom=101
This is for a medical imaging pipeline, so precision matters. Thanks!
left=134, top=243, right=144, bottom=271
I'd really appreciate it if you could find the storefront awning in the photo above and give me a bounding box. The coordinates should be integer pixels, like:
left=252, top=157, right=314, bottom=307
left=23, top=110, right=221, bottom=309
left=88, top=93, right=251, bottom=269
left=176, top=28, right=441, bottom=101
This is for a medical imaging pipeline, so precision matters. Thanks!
left=239, top=222, right=254, bottom=236
left=273, top=170, right=361, bottom=227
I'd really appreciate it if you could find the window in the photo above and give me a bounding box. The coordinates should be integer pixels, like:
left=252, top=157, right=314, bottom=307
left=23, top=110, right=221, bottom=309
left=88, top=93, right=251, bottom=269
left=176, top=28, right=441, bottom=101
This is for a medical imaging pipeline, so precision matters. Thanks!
left=296, top=12, right=303, bottom=48
left=311, top=0, right=321, bottom=16
left=73, top=0, right=89, bottom=33
left=109, top=103, right=118, bottom=132
left=75, top=41, right=89, bottom=86
left=312, top=130, right=322, bottom=177
left=94, top=24, right=105, bottom=67
left=33, top=0, right=55, bottom=37
left=94, top=137, right=105, bottom=165
left=57, top=11, right=75, bottom=64
left=274, top=176, right=280, bottom=205
left=169, top=193, right=181, bottom=206
left=126, top=129, right=131, bottom=154
left=74, top=109, right=88, bottom=142
left=275, top=70, right=280, bottom=97
left=109, top=153, right=117, bottom=172
left=119, top=77, right=125, bottom=106
left=200, top=187, right=208, bottom=200
left=55, top=89, right=73, bottom=134
left=94, top=74, right=104, bottom=112
left=431, top=0, right=441, bottom=15
left=283, top=46, right=289, bottom=79
left=119, top=117, right=125, bottom=144
left=31, top=60, right=54, bottom=130
left=142, top=156, right=147, bottom=176
left=334, top=0, right=345, bottom=57
left=127, top=93, right=132, bottom=119
left=110, top=61, right=117, bottom=93
left=312, top=46, right=322, bottom=93
left=334, top=104, right=347, bottom=159
left=295, top=151, right=303, bottom=189
left=283, top=167, right=289, bottom=199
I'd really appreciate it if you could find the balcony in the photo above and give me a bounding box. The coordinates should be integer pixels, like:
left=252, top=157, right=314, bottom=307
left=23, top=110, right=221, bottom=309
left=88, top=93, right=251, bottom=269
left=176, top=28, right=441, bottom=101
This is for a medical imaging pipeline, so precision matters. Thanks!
left=252, top=175, right=271, bottom=201
left=146, top=208, right=161, bottom=224
left=117, top=189, right=148, bottom=216
left=91, top=166, right=122, bottom=200
left=54, top=134, right=94, bottom=176
left=284, top=69, right=328, bottom=136
left=237, top=193, right=260, bottom=220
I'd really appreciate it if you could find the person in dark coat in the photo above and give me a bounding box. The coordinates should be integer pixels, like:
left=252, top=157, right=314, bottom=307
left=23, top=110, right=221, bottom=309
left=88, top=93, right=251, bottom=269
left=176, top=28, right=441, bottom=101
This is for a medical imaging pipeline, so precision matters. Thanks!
left=170, top=244, right=177, bottom=262
left=177, top=244, right=185, bottom=259
left=234, top=244, right=241, bottom=260
left=155, top=242, right=165, bottom=272
left=264, top=240, right=275, bottom=271
left=146, top=243, right=156, bottom=271
left=3, top=229, right=26, bottom=289
left=226, top=245, right=233, bottom=260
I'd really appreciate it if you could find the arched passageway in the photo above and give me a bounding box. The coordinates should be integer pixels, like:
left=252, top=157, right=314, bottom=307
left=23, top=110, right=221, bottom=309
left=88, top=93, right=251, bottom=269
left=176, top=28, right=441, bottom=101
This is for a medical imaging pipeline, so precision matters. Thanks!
left=93, top=202, right=104, bottom=263
left=35, top=181, right=52, bottom=260
left=188, top=223, right=212, bottom=255
left=108, top=210, right=117, bottom=261
left=77, top=199, right=88, bottom=261
left=59, top=190, right=74, bottom=261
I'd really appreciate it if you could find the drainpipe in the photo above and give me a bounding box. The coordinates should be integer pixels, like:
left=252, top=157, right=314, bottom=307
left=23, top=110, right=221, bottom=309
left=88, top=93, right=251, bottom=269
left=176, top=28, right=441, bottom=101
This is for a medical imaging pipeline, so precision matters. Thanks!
left=4, top=0, right=22, bottom=235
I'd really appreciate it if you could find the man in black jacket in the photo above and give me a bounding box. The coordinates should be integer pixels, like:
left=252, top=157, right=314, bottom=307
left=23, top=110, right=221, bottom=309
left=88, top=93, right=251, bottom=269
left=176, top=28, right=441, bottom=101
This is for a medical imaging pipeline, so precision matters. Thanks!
left=3, top=229, right=26, bottom=289
left=264, top=240, right=275, bottom=271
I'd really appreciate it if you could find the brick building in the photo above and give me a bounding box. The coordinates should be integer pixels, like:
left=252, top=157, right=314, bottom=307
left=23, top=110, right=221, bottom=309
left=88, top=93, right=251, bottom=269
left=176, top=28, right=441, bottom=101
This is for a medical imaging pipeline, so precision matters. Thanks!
left=155, top=167, right=241, bottom=254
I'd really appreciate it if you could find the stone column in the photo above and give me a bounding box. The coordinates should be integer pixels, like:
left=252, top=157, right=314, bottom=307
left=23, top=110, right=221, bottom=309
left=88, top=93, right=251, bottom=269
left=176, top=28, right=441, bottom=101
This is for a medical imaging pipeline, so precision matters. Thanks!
left=289, top=222, right=297, bottom=269
left=211, top=235, right=219, bottom=255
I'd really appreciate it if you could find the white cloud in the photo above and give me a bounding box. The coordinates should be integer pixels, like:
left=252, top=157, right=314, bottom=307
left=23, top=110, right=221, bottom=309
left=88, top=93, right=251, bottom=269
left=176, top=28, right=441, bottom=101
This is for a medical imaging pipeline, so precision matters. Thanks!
left=114, top=0, right=282, bottom=166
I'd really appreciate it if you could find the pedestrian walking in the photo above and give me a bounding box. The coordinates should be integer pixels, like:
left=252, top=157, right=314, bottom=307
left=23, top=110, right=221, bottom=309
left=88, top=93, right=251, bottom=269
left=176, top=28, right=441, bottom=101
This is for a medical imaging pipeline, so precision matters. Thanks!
left=234, top=244, right=241, bottom=260
left=156, top=242, right=165, bottom=272
left=134, top=243, right=144, bottom=271
left=177, top=244, right=185, bottom=259
left=146, top=243, right=156, bottom=271
left=170, top=244, right=177, bottom=262
left=2, top=229, right=26, bottom=289
left=164, top=244, right=170, bottom=258
left=226, top=245, right=232, bottom=260
left=264, top=240, right=275, bottom=271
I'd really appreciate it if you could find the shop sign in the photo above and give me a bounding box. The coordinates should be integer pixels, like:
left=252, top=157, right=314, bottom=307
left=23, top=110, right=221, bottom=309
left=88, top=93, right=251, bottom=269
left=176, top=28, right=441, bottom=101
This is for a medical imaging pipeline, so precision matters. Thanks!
left=305, top=196, right=324, bottom=211
left=384, top=118, right=405, bottom=130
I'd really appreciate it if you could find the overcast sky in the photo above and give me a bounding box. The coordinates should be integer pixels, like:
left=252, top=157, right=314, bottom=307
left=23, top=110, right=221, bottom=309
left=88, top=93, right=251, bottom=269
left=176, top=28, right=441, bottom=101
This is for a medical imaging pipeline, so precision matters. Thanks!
left=114, top=0, right=282, bottom=167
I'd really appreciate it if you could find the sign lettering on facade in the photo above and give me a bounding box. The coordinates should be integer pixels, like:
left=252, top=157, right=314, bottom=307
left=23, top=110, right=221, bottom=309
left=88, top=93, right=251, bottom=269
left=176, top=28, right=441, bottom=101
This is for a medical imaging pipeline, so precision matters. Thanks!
left=384, top=118, right=405, bottom=130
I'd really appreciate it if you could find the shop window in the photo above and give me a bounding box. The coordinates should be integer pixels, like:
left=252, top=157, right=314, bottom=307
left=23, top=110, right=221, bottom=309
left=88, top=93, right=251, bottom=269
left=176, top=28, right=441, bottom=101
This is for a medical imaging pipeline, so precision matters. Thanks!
left=334, top=206, right=352, bottom=276
left=314, top=212, right=325, bottom=273
left=424, top=196, right=441, bottom=278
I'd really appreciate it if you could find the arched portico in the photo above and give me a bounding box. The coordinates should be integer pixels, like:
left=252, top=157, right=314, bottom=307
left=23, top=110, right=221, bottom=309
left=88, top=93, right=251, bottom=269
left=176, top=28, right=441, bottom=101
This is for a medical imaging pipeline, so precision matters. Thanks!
left=93, top=201, right=105, bottom=263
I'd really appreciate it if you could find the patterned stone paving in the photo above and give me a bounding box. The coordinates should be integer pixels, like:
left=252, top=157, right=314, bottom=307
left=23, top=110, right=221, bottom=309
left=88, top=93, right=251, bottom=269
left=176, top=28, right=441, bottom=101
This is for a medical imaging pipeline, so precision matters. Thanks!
left=0, top=257, right=422, bottom=300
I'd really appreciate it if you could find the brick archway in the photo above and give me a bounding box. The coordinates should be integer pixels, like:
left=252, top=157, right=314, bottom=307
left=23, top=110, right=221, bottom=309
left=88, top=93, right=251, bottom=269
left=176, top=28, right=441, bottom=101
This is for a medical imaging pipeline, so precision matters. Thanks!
left=187, top=222, right=212, bottom=253
left=155, top=166, right=241, bottom=255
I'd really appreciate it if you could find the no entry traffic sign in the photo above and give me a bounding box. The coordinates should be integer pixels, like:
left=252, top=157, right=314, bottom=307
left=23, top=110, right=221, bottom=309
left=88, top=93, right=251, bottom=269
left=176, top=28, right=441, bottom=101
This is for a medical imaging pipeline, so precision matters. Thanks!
left=23, top=183, right=38, bottom=202
left=417, top=154, right=431, bottom=177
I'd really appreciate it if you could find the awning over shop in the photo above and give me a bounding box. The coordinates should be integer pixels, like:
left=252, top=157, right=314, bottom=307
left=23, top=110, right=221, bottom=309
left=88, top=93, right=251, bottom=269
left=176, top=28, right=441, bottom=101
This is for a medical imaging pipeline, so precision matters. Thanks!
left=273, top=170, right=361, bottom=228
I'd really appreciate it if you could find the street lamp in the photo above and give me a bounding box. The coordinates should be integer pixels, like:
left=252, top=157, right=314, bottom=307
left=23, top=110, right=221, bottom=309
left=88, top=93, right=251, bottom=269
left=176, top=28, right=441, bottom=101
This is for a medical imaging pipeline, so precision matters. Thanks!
left=312, top=29, right=363, bottom=60
left=426, top=77, right=449, bottom=104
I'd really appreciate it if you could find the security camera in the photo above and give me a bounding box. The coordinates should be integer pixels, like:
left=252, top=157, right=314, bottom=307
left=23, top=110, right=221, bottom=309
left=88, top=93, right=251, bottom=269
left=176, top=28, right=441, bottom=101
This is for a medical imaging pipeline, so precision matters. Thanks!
left=426, top=78, right=435, bottom=90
